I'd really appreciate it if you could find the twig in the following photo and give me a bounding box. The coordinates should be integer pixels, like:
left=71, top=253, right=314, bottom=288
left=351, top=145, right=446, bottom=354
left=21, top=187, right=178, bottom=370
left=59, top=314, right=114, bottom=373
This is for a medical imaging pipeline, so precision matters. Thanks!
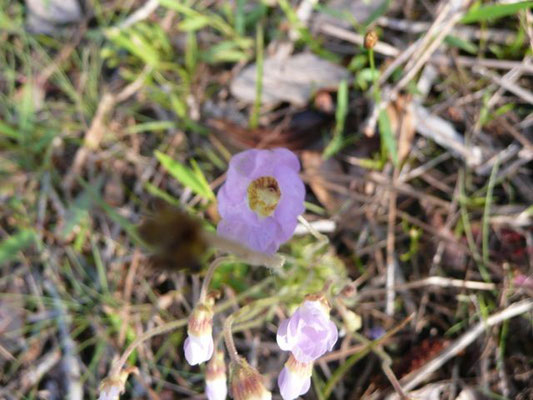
left=473, top=65, right=533, bottom=104
left=356, top=276, right=497, bottom=300
left=429, top=55, right=533, bottom=74
left=385, top=167, right=399, bottom=316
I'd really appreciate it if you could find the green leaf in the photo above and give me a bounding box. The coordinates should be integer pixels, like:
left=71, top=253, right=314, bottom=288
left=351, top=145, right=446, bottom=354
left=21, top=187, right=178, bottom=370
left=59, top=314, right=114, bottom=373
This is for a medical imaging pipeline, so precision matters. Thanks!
left=378, top=108, right=398, bottom=166
left=178, top=15, right=211, bottom=31
left=445, top=35, right=478, bottom=54
left=461, top=1, right=533, bottom=24
left=155, top=151, right=215, bottom=200
left=0, top=229, right=36, bottom=265
left=323, top=80, right=348, bottom=159
left=0, top=121, right=20, bottom=139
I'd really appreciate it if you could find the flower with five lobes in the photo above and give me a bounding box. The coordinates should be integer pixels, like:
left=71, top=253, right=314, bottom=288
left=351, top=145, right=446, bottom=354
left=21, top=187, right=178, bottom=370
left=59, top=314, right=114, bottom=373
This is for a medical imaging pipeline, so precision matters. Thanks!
left=216, top=148, right=306, bottom=254
left=277, top=354, right=313, bottom=400
left=277, top=294, right=338, bottom=363
left=206, top=350, right=228, bottom=400
left=229, top=358, right=272, bottom=400
left=184, top=303, right=214, bottom=365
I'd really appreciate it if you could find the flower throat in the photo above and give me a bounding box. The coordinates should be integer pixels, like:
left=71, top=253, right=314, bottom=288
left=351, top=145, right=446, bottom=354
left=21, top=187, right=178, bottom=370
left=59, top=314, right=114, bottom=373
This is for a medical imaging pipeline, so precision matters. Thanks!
left=247, top=176, right=281, bottom=217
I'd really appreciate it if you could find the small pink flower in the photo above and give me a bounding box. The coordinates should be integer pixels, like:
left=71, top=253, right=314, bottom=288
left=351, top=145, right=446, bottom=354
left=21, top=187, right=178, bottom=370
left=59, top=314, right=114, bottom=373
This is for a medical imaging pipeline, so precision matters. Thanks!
left=277, top=354, right=313, bottom=400
left=184, top=303, right=214, bottom=365
left=277, top=296, right=338, bottom=363
left=206, top=351, right=227, bottom=400
left=217, top=148, right=305, bottom=254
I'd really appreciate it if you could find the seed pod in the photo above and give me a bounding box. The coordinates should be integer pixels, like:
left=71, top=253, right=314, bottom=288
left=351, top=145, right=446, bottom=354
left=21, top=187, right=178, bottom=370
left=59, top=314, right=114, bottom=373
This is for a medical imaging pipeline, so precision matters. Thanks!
left=364, top=30, right=378, bottom=49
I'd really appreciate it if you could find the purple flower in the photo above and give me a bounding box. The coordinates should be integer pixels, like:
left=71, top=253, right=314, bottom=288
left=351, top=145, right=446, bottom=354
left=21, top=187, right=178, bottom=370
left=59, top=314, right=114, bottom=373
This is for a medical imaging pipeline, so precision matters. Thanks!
left=277, top=354, right=313, bottom=400
left=217, top=148, right=305, bottom=254
left=184, top=304, right=214, bottom=365
left=277, top=298, right=338, bottom=363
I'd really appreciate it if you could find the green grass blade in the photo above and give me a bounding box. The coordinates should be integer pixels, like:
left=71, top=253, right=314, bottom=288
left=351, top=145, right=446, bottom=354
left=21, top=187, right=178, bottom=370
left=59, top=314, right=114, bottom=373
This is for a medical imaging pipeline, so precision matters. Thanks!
left=323, top=79, right=348, bottom=159
left=461, top=1, right=533, bottom=24
left=155, top=151, right=215, bottom=200
left=378, top=108, right=398, bottom=166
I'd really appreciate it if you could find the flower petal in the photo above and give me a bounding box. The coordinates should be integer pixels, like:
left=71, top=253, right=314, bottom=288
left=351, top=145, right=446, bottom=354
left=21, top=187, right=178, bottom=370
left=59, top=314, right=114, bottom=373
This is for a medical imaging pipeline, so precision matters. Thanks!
left=278, top=366, right=311, bottom=400
left=206, top=376, right=228, bottom=400
left=276, top=319, right=292, bottom=351
left=184, top=334, right=214, bottom=365
left=327, top=320, right=338, bottom=351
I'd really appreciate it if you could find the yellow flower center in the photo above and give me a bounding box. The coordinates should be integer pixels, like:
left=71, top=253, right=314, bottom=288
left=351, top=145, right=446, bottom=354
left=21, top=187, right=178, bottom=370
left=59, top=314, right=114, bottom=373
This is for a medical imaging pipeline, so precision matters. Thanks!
left=247, top=176, right=281, bottom=217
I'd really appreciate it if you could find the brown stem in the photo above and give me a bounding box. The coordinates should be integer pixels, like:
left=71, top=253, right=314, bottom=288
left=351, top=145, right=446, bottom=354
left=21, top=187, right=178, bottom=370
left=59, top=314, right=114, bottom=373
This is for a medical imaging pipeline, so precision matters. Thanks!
left=199, top=256, right=232, bottom=303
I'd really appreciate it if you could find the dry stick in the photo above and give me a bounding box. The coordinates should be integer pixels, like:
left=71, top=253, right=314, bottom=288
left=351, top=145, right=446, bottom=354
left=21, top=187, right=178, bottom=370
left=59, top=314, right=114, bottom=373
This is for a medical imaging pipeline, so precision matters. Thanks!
left=396, top=299, right=533, bottom=395
left=385, top=167, right=399, bottom=316
left=394, top=2, right=468, bottom=93
left=356, top=276, right=497, bottom=300
left=430, top=55, right=533, bottom=74
left=366, top=0, right=470, bottom=137
left=377, top=16, right=517, bottom=45
left=404, top=1, right=452, bottom=70
left=473, top=65, right=533, bottom=105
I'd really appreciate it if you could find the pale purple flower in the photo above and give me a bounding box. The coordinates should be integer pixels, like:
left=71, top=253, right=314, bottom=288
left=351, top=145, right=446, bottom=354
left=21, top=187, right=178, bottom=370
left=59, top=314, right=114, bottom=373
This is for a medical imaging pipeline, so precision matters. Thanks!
left=184, top=303, right=214, bottom=365
left=184, top=333, right=214, bottom=365
left=206, top=376, right=227, bottom=400
left=217, top=148, right=305, bottom=254
left=277, top=354, right=313, bottom=400
left=277, top=299, right=338, bottom=363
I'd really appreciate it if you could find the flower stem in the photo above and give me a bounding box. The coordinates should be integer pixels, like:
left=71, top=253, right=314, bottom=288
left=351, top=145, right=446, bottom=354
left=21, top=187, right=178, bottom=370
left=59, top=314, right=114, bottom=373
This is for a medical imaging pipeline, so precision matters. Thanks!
left=223, top=315, right=240, bottom=363
left=368, top=47, right=379, bottom=102
left=204, top=231, right=285, bottom=270
left=199, top=256, right=232, bottom=303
